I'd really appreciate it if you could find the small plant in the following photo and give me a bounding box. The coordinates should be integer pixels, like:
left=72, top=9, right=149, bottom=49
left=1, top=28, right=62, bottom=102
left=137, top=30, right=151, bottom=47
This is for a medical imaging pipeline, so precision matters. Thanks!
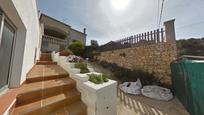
left=88, top=74, right=109, bottom=84
left=102, top=74, right=109, bottom=82
left=75, top=62, right=90, bottom=73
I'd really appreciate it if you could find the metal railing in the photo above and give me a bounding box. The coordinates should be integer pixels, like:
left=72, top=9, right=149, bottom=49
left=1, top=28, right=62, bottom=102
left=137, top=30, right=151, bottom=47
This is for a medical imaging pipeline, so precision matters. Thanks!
left=100, top=28, right=166, bottom=52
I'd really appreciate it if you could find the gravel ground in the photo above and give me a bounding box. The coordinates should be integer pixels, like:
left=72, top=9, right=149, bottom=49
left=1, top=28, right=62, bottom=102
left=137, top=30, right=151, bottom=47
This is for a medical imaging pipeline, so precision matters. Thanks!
left=88, top=62, right=189, bottom=115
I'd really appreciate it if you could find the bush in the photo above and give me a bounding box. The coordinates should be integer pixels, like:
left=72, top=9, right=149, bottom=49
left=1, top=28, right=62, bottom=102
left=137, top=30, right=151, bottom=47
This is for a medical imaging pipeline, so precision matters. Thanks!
left=88, top=74, right=109, bottom=84
left=177, top=38, right=204, bottom=56
left=68, top=40, right=85, bottom=56
left=97, top=61, right=162, bottom=86
left=59, top=49, right=73, bottom=56
left=75, top=62, right=90, bottom=73
left=83, top=46, right=100, bottom=61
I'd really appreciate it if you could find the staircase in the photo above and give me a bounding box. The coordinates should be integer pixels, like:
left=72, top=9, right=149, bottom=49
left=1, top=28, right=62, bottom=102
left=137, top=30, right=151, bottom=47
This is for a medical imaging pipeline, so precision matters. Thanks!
left=11, top=53, right=87, bottom=115
left=36, top=53, right=57, bottom=65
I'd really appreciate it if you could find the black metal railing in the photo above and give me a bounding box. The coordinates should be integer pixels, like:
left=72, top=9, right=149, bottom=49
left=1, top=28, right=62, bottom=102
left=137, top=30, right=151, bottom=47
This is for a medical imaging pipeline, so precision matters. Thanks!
left=100, top=28, right=165, bottom=52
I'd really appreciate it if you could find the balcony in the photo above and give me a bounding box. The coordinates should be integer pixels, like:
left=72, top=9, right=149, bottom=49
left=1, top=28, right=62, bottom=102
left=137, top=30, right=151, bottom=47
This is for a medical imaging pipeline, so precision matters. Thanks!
left=42, top=35, right=67, bottom=46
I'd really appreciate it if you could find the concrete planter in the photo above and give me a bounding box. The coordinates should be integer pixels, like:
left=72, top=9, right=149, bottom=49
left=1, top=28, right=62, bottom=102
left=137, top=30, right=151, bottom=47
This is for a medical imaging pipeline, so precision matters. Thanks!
left=51, top=52, right=117, bottom=115
left=74, top=74, right=89, bottom=82
left=87, top=67, right=94, bottom=72
left=83, top=80, right=117, bottom=115
left=71, top=68, right=81, bottom=74
left=68, top=62, right=75, bottom=68
left=74, top=72, right=101, bottom=82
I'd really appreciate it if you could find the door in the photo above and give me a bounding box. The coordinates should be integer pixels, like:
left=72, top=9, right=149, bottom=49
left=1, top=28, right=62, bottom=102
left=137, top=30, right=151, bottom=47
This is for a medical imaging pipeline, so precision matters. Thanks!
left=0, top=12, right=15, bottom=89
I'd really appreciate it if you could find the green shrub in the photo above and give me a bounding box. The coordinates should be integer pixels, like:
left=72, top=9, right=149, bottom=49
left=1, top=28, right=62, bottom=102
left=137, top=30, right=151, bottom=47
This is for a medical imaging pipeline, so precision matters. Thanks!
left=75, top=62, right=90, bottom=73
left=177, top=38, right=204, bottom=56
left=102, top=74, right=109, bottom=82
left=83, top=45, right=100, bottom=61
left=88, top=74, right=109, bottom=84
left=68, top=40, right=84, bottom=56
left=80, top=66, right=90, bottom=73
left=97, top=61, right=162, bottom=86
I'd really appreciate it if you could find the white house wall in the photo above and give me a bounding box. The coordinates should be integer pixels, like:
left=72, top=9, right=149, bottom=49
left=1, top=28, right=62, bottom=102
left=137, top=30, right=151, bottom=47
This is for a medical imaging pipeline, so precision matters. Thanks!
left=0, top=0, right=41, bottom=87
left=12, top=0, right=41, bottom=85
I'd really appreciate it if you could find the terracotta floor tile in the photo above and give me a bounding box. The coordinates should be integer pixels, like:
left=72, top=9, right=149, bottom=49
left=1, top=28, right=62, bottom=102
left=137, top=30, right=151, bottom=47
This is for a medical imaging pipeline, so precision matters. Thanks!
left=0, top=88, right=20, bottom=114
left=5, top=54, right=86, bottom=114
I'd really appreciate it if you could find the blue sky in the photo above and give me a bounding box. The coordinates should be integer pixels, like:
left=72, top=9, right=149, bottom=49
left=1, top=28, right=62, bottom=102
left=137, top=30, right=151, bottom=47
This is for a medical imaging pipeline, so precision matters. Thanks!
left=37, top=0, right=204, bottom=45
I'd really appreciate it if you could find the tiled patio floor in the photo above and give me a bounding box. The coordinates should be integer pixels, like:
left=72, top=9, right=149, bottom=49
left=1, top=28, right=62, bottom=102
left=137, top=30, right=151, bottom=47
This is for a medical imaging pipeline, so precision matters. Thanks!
left=89, top=62, right=189, bottom=115
left=117, top=89, right=189, bottom=115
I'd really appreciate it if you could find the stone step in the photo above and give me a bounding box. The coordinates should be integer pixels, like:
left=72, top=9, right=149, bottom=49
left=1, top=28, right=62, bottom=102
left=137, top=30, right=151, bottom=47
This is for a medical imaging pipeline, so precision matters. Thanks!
left=51, top=101, right=87, bottom=115
left=26, top=65, right=69, bottom=83
left=41, top=53, right=51, bottom=56
left=16, top=78, right=76, bottom=106
left=36, top=61, right=57, bottom=65
left=26, top=74, right=69, bottom=83
left=11, top=53, right=87, bottom=115
left=39, top=57, right=52, bottom=61
left=40, top=56, right=52, bottom=61
left=13, top=90, right=81, bottom=115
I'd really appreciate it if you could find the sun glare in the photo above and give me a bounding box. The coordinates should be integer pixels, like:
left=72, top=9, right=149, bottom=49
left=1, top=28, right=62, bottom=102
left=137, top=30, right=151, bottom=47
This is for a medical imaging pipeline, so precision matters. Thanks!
left=111, top=0, right=131, bottom=11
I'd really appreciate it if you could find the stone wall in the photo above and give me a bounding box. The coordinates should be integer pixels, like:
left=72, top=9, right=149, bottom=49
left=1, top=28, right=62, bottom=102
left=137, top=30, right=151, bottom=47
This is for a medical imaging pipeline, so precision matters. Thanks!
left=96, top=42, right=177, bottom=86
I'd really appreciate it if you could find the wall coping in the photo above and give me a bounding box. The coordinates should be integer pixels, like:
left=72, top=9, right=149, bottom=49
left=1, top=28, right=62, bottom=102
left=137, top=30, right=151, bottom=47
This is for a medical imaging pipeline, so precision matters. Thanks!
left=84, top=80, right=117, bottom=92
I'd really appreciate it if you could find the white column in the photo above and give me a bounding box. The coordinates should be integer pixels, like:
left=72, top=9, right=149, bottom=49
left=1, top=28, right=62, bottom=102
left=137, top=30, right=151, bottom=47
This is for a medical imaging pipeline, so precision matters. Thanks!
left=164, top=19, right=176, bottom=43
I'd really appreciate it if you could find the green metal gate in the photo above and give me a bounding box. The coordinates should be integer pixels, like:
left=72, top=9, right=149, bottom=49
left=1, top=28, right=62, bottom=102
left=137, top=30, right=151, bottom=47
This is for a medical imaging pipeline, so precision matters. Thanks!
left=171, top=56, right=204, bottom=115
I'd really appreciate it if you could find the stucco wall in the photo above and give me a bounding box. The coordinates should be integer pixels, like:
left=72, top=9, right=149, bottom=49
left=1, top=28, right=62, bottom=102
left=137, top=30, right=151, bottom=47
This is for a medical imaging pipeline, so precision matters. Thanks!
left=12, top=0, right=41, bottom=85
left=13, top=0, right=40, bottom=83
left=97, top=43, right=177, bottom=86
left=0, top=0, right=41, bottom=87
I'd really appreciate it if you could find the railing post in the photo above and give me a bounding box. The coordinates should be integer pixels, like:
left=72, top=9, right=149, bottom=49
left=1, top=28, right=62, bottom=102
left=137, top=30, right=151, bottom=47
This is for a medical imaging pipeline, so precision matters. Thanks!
left=157, top=29, right=160, bottom=43
left=153, top=30, right=157, bottom=43
left=161, top=28, right=164, bottom=42
left=136, top=34, right=138, bottom=43
left=164, top=19, right=176, bottom=43
left=147, top=32, right=150, bottom=41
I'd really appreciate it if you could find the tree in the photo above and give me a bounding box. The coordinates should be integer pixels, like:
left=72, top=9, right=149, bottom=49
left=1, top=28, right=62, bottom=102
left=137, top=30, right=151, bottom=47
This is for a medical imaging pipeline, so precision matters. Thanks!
left=68, top=40, right=85, bottom=56
left=176, top=38, right=204, bottom=56
left=91, top=40, right=99, bottom=47
left=83, top=40, right=100, bottom=61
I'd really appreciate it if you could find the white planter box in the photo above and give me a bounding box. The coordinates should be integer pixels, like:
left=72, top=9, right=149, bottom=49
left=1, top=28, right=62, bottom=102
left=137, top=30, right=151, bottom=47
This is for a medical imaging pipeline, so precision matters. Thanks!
left=51, top=53, right=117, bottom=115
left=83, top=80, right=117, bottom=115
left=75, top=74, right=89, bottom=82
left=88, top=67, right=94, bottom=72
left=71, top=68, right=81, bottom=74
left=68, top=63, right=75, bottom=68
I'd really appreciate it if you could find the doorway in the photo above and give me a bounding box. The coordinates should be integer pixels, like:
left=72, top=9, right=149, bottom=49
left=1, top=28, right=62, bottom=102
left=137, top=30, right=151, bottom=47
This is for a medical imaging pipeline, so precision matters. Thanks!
left=0, top=10, right=16, bottom=90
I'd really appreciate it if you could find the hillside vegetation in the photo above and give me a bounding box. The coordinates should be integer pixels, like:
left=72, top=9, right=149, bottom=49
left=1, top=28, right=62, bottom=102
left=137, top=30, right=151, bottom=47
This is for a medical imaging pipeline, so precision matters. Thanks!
left=176, top=38, right=204, bottom=56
